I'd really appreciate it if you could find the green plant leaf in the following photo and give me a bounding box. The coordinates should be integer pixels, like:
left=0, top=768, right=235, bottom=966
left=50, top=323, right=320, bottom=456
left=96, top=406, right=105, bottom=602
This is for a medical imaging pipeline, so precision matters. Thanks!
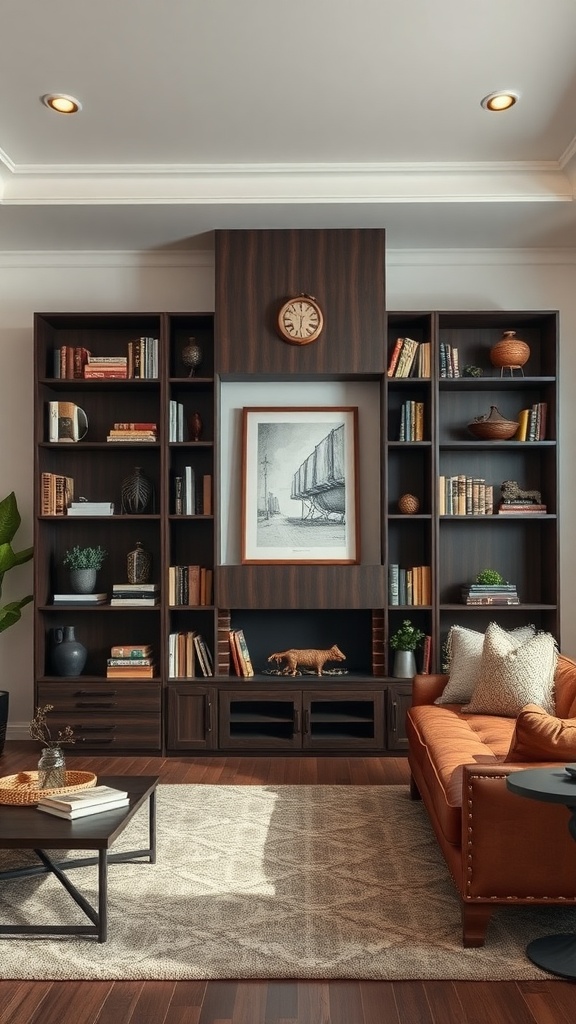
left=0, top=491, right=20, bottom=546
left=0, top=595, right=33, bottom=634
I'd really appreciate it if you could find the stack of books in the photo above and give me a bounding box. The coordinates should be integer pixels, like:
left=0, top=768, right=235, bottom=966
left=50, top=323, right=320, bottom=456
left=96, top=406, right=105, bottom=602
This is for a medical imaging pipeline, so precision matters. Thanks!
left=67, top=500, right=114, bottom=516
left=110, top=583, right=160, bottom=606
left=84, top=355, right=128, bottom=379
left=107, top=643, right=155, bottom=678
left=37, top=784, right=129, bottom=819
left=498, top=501, right=547, bottom=515
left=106, top=422, right=158, bottom=443
left=461, top=583, right=520, bottom=605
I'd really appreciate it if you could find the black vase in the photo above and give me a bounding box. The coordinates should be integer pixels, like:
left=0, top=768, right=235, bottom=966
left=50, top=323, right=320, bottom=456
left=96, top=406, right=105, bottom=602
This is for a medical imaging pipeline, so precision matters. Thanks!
left=50, top=626, right=88, bottom=677
left=121, top=466, right=153, bottom=514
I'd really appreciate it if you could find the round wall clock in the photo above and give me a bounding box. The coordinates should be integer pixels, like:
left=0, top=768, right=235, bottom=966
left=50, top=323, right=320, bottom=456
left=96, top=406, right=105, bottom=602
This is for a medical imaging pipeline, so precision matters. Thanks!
left=277, top=294, right=324, bottom=345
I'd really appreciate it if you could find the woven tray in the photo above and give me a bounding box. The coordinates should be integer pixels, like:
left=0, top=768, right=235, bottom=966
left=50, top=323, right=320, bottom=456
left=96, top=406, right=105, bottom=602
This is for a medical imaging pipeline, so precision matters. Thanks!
left=0, top=770, right=97, bottom=805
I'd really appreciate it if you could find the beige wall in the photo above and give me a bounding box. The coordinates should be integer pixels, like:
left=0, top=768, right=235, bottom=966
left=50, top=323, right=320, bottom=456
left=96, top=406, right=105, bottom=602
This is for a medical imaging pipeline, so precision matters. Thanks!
left=1, top=247, right=574, bottom=736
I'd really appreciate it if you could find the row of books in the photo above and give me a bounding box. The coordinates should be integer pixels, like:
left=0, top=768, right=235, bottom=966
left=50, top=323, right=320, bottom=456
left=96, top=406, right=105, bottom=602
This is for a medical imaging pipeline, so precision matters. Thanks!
left=41, top=472, right=74, bottom=515
left=106, top=421, right=158, bottom=443
left=168, top=565, right=213, bottom=606
left=174, top=470, right=212, bottom=515
left=461, top=583, right=520, bottom=606
left=397, top=400, right=425, bottom=441
left=107, top=643, right=157, bottom=678
left=438, top=476, right=494, bottom=516
left=439, top=342, right=461, bottom=378
left=168, top=631, right=213, bottom=677
left=51, top=340, right=159, bottom=380
left=37, top=784, right=129, bottom=820
left=387, top=337, right=431, bottom=378
left=516, top=403, right=547, bottom=441
left=388, top=564, right=432, bottom=606
left=229, top=629, right=254, bottom=677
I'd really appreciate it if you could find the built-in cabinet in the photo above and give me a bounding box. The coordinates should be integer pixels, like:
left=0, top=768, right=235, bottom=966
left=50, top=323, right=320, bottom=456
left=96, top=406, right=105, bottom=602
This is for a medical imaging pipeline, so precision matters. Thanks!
left=33, top=230, right=559, bottom=757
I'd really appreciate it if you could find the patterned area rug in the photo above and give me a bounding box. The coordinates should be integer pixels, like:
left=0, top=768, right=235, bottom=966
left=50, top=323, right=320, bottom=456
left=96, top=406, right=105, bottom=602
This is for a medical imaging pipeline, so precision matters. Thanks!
left=1, top=784, right=574, bottom=980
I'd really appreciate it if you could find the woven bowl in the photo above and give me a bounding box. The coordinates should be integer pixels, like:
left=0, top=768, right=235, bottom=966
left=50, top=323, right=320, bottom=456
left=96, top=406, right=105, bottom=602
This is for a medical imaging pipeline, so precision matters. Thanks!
left=468, top=405, right=518, bottom=441
left=0, top=769, right=97, bottom=805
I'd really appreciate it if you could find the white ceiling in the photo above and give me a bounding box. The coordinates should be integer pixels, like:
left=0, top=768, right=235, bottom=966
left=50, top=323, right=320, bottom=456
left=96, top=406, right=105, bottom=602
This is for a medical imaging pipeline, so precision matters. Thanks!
left=2, top=0, right=576, bottom=251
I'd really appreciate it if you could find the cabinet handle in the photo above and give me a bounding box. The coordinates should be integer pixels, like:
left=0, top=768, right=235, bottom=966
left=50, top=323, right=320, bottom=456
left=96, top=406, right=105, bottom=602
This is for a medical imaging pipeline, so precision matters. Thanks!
left=293, top=709, right=300, bottom=734
left=206, top=699, right=213, bottom=733
left=392, top=701, right=397, bottom=733
left=76, top=701, right=117, bottom=708
left=304, top=709, right=310, bottom=735
left=79, top=737, right=114, bottom=745
left=76, top=690, right=117, bottom=697
left=77, top=725, right=116, bottom=732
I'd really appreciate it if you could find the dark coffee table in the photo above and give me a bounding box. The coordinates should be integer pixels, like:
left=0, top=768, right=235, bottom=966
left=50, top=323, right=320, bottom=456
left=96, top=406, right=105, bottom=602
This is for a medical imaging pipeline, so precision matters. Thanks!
left=0, top=774, right=158, bottom=943
left=507, top=766, right=576, bottom=979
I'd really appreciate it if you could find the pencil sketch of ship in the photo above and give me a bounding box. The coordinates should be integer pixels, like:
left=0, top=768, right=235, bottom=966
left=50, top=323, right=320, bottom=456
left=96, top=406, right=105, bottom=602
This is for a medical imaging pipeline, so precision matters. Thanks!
left=290, top=424, right=346, bottom=522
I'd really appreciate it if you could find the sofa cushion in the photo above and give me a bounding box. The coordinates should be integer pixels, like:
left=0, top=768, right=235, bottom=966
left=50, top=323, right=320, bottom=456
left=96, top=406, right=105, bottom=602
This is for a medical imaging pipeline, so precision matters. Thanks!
left=435, top=623, right=535, bottom=705
left=553, top=654, right=576, bottom=718
left=505, top=703, right=576, bottom=762
left=407, top=704, right=514, bottom=845
left=462, top=623, right=557, bottom=717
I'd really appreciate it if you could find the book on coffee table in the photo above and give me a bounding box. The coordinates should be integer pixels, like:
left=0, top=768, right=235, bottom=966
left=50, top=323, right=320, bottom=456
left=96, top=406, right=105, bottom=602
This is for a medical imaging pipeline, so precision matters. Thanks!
left=37, top=784, right=129, bottom=818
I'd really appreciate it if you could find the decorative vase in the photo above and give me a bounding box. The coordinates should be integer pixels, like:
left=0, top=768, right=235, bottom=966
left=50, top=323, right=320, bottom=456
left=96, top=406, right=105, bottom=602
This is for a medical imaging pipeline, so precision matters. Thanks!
left=69, top=567, right=97, bottom=594
left=38, top=746, right=66, bottom=790
left=0, top=690, right=8, bottom=756
left=393, top=650, right=417, bottom=678
left=189, top=411, right=203, bottom=441
left=398, top=493, right=420, bottom=515
left=127, top=540, right=152, bottom=584
left=182, top=337, right=202, bottom=377
left=121, top=466, right=153, bottom=514
left=50, top=625, right=88, bottom=677
left=490, top=330, right=530, bottom=370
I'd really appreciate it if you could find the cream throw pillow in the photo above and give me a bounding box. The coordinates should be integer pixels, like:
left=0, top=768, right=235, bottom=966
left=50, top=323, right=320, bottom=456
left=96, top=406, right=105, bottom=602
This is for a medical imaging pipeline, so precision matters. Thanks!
left=435, top=623, right=535, bottom=705
left=462, top=622, right=557, bottom=717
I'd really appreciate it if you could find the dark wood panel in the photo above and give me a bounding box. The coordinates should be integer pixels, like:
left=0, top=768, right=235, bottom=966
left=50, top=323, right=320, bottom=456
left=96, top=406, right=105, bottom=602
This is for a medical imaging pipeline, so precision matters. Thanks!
left=217, top=564, right=386, bottom=608
left=215, top=229, right=387, bottom=374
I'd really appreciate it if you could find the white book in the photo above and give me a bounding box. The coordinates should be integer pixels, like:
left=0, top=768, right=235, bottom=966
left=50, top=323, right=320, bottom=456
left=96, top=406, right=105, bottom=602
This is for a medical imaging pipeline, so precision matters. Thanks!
left=37, top=797, right=129, bottom=819
left=110, top=597, right=159, bottom=606
left=53, top=593, right=107, bottom=602
left=38, top=784, right=128, bottom=811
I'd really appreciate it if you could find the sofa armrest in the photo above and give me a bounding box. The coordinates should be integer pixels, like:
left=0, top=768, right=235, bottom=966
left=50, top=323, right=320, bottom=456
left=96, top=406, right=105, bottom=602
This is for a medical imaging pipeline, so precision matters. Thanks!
left=460, top=763, right=576, bottom=899
left=411, top=673, right=448, bottom=705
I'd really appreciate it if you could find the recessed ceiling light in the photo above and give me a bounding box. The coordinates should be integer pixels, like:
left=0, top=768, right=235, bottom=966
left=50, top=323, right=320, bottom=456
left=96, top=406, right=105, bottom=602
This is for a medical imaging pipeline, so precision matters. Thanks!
left=481, top=91, right=518, bottom=112
left=42, top=93, right=82, bottom=114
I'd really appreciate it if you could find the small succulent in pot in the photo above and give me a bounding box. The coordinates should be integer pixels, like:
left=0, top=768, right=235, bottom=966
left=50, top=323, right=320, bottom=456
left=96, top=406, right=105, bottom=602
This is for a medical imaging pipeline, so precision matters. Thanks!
left=390, top=619, right=425, bottom=652
left=475, top=568, right=506, bottom=585
left=63, top=545, right=107, bottom=571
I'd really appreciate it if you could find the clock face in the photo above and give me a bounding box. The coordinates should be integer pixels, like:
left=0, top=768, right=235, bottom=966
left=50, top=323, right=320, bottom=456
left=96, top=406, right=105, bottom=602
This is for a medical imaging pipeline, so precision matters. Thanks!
left=278, top=296, right=324, bottom=345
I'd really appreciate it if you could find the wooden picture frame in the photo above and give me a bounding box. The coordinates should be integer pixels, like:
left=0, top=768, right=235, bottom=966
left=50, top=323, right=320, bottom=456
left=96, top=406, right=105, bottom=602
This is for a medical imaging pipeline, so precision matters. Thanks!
left=241, top=407, right=360, bottom=564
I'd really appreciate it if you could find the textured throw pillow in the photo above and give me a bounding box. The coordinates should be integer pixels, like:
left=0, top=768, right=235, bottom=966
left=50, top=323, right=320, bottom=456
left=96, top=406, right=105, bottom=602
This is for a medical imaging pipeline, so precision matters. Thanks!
left=505, top=703, right=576, bottom=762
left=434, top=623, right=535, bottom=705
left=462, top=622, right=557, bottom=717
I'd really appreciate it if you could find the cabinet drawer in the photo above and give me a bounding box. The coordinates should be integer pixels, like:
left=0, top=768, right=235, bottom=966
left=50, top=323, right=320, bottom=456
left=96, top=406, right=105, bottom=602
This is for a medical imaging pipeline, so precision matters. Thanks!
left=37, top=682, right=161, bottom=714
left=42, top=712, right=161, bottom=750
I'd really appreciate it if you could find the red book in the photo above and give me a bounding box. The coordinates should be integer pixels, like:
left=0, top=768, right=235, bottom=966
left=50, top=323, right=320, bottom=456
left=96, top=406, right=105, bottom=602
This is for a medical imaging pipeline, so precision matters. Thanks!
left=387, top=337, right=404, bottom=377
left=113, top=422, right=158, bottom=431
left=84, top=367, right=128, bottom=379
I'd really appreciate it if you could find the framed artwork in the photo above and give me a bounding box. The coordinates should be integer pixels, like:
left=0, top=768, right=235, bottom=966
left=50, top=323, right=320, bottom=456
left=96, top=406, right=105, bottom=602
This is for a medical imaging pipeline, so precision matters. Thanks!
left=241, top=406, right=360, bottom=564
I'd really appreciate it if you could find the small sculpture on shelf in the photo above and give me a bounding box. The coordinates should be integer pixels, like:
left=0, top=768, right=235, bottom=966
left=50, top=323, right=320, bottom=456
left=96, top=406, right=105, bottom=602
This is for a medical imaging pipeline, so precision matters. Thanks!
left=464, top=365, right=483, bottom=377
left=121, top=466, right=154, bottom=514
left=181, top=337, right=203, bottom=377
left=189, top=411, right=203, bottom=441
left=501, top=480, right=542, bottom=505
left=267, top=644, right=346, bottom=677
left=398, top=493, right=420, bottom=515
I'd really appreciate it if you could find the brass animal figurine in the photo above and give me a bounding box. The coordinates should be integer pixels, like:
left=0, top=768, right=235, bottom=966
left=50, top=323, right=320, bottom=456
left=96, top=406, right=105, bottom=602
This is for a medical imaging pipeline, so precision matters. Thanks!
left=268, top=644, right=346, bottom=676
left=501, top=479, right=542, bottom=505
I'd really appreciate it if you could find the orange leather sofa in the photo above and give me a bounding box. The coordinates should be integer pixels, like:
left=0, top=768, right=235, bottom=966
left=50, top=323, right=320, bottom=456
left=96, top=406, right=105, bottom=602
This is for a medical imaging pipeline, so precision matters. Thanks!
left=406, top=654, right=576, bottom=946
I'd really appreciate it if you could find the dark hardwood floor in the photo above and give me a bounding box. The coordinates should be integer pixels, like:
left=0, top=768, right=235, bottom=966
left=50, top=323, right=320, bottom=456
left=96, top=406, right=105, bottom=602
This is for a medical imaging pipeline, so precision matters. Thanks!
left=0, top=742, right=573, bottom=1024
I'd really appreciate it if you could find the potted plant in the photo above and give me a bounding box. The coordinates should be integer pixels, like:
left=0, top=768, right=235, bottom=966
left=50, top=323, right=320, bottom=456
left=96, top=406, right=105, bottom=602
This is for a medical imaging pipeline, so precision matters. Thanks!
left=0, top=491, right=33, bottom=754
left=63, top=545, right=107, bottom=594
left=390, top=618, right=425, bottom=678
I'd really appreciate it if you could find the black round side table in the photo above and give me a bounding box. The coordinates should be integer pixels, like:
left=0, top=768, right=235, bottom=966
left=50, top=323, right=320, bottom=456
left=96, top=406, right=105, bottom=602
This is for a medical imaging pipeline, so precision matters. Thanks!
left=507, top=766, right=576, bottom=979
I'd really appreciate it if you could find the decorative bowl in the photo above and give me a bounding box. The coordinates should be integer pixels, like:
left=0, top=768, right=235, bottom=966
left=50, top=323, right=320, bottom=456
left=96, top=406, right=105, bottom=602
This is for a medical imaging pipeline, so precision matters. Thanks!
left=468, top=405, right=518, bottom=440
